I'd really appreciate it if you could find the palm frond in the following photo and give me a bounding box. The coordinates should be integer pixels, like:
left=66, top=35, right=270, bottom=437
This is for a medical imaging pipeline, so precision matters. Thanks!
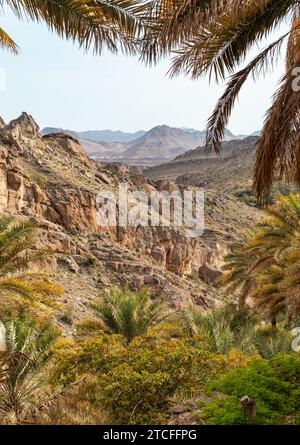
left=0, top=319, right=55, bottom=422
left=0, top=277, right=63, bottom=307
left=222, top=194, right=300, bottom=323
left=0, top=27, right=18, bottom=53
left=92, top=287, right=171, bottom=343
left=181, top=303, right=257, bottom=354
left=141, top=0, right=225, bottom=65
left=254, top=67, right=300, bottom=201
left=4, top=0, right=148, bottom=54
left=169, top=0, right=295, bottom=80
left=205, top=32, right=289, bottom=153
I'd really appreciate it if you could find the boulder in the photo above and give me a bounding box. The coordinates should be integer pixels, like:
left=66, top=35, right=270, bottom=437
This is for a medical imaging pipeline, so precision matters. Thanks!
left=198, top=263, right=222, bottom=284
left=6, top=171, right=23, bottom=191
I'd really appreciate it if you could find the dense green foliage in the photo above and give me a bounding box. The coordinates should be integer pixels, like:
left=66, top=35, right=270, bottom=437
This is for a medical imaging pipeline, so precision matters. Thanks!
left=201, top=354, right=300, bottom=425
left=182, top=303, right=257, bottom=354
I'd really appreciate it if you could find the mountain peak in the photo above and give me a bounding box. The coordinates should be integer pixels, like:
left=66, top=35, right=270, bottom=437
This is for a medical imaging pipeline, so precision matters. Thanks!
left=147, top=124, right=172, bottom=134
left=9, top=112, right=39, bottom=132
left=2, top=112, right=40, bottom=142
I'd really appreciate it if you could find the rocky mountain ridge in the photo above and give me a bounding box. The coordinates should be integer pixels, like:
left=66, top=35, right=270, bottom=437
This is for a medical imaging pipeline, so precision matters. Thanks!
left=0, top=113, right=260, bottom=330
left=145, top=137, right=257, bottom=192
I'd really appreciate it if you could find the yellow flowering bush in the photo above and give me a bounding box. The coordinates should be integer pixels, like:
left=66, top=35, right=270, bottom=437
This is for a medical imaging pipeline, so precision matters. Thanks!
left=51, top=329, right=255, bottom=424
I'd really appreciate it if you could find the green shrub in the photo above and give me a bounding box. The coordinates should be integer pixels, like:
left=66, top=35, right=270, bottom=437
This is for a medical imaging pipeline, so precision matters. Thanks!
left=30, top=172, right=48, bottom=187
left=80, top=255, right=96, bottom=268
left=234, top=189, right=258, bottom=207
left=187, top=272, right=201, bottom=283
left=201, top=354, right=300, bottom=425
left=59, top=313, right=73, bottom=325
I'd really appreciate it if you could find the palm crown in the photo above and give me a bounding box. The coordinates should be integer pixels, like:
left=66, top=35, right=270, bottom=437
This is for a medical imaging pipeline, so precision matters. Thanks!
left=142, top=0, right=300, bottom=199
left=92, top=287, right=171, bottom=343
left=0, top=0, right=147, bottom=55
left=0, top=318, right=57, bottom=423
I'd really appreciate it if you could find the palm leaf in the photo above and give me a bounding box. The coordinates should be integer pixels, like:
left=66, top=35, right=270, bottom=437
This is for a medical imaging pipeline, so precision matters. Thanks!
left=169, top=0, right=297, bottom=80
left=4, top=0, right=148, bottom=54
left=254, top=67, right=300, bottom=201
left=205, top=32, right=290, bottom=153
left=0, top=27, right=18, bottom=53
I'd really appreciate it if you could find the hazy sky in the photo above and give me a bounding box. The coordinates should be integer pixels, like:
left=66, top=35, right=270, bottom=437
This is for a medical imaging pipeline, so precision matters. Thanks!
left=0, top=8, right=288, bottom=134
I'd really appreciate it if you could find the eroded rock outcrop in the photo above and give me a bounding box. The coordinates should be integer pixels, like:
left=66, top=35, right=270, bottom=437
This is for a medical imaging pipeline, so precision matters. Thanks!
left=42, top=132, right=90, bottom=164
left=1, top=112, right=40, bottom=148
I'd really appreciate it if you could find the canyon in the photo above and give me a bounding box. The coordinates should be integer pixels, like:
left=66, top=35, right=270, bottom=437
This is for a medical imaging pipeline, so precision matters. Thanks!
left=0, top=112, right=261, bottom=330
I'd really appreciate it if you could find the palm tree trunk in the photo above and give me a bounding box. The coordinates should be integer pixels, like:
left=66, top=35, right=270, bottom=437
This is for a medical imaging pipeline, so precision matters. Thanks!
left=294, top=18, right=300, bottom=60
left=0, top=321, right=6, bottom=351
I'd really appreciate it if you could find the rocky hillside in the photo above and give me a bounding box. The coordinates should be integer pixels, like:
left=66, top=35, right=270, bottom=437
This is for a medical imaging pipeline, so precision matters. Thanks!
left=145, top=137, right=257, bottom=192
left=0, top=113, right=260, bottom=332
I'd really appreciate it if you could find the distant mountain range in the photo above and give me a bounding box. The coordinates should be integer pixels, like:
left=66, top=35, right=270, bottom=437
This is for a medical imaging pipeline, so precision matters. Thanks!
left=41, top=127, right=146, bottom=143
left=41, top=125, right=260, bottom=165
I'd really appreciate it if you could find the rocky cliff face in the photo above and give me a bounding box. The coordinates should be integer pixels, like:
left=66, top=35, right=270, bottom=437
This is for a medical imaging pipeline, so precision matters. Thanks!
left=0, top=113, right=260, bottom=327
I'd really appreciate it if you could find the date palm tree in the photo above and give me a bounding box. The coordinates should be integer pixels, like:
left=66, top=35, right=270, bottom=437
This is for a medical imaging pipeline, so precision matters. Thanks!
left=92, top=287, right=171, bottom=343
left=0, top=215, right=63, bottom=308
left=222, top=194, right=300, bottom=325
left=252, top=325, right=293, bottom=359
left=182, top=303, right=257, bottom=354
left=0, top=0, right=147, bottom=55
left=142, top=1, right=300, bottom=200
left=0, top=318, right=57, bottom=423
left=221, top=233, right=259, bottom=309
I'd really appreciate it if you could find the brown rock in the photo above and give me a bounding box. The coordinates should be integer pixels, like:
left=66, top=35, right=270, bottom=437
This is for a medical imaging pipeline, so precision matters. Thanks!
left=2, top=112, right=40, bottom=144
left=6, top=171, right=23, bottom=191
left=132, top=276, right=145, bottom=290
left=151, top=245, right=166, bottom=265
left=198, top=263, right=222, bottom=285
left=0, top=147, right=8, bottom=160
left=95, top=172, right=110, bottom=185
left=32, top=183, right=49, bottom=204
left=0, top=117, right=6, bottom=129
